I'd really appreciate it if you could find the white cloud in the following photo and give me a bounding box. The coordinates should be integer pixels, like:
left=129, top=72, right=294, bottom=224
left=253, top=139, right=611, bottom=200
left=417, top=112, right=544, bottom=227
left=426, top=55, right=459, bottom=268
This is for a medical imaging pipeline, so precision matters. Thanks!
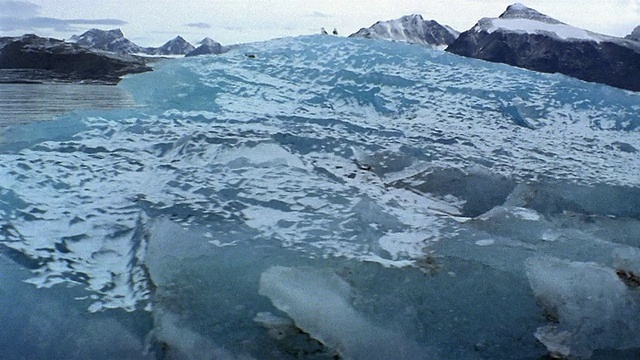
left=0, top=0, right=126, bottom=36
left=186, top=22, right=211, bottom=29
left=308, top=11, right=331, bottom=18
left=0, top=0, right=40, bottom=18
left=0, top=16, right=126, bottom=32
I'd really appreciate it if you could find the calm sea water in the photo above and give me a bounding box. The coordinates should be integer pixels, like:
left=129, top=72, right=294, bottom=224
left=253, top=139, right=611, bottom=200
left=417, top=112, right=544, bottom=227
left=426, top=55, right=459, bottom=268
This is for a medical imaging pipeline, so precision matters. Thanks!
left=0, top=83, right=137, bottom=126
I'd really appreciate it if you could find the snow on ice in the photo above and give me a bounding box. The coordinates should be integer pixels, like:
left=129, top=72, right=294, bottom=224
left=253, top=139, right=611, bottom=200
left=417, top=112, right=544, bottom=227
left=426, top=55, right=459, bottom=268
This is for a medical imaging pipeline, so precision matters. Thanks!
left=0, top=34, right=639, bottom=359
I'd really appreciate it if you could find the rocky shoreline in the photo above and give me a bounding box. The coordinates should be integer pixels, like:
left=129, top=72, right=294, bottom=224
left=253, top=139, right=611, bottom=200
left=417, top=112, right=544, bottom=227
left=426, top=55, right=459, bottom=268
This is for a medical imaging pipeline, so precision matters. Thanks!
left=0, top=34, right=152, bottom=85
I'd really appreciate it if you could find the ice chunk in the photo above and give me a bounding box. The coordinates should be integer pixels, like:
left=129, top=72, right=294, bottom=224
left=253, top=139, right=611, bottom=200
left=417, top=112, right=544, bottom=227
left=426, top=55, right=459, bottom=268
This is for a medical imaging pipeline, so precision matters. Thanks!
left=613, top=247, right=640, bottom=276
left=525, top=256, right=640, bottom=358
left=258, top=266, right=430, bottom=359
left=473, top=205, right=549, bottom=244
left=152, top=309, right=240, bottom=360
left=613, top=247, right=640, bottom=288
left=145, top=217, right=220, bottom=285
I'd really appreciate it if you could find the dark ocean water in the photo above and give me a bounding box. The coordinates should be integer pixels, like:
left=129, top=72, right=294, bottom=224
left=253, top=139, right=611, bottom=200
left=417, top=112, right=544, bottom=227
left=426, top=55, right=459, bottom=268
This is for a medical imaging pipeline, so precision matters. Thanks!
left=0, top=83, right=137, bottom=126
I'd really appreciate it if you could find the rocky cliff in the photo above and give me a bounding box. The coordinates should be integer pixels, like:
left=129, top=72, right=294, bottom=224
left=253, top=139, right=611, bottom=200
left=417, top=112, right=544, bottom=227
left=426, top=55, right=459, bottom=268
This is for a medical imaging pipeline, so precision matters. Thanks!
left=446, top=3, right=640, bottom=92
left=0, top=34, right=151, bottom=84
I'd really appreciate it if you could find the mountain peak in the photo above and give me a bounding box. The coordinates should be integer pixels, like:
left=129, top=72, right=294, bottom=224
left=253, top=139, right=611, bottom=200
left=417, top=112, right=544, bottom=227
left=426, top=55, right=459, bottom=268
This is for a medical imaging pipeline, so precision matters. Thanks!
left=155, top=36, right=194, bottom=55
left=349, top=14, right=459, bottom=47
left=70, top=28, right=142, bottom=54
left=186, top=37, right=225, bottom=57
left=471, top=3, right=601, bottom=43
left=499, top=3, right=562, bottom=24
left=79, top=28, right=125, bottom=39
left=104, top=28, right=125, bottom=37
left=171, top=35, right=188, bottom=42
left=199, top=37, right=218, bottom=46
left=626, top=25, right=640, bottom=42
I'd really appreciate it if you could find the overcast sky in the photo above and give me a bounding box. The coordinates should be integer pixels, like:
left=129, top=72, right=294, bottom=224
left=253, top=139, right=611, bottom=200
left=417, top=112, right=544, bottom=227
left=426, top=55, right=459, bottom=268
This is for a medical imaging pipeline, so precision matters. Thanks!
left=1, top=0, right=638, bottom=46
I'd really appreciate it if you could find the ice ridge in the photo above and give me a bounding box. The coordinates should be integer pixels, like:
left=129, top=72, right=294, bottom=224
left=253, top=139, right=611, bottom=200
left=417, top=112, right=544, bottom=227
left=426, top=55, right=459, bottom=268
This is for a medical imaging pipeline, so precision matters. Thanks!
left=0, top=35, right=639, bottom=358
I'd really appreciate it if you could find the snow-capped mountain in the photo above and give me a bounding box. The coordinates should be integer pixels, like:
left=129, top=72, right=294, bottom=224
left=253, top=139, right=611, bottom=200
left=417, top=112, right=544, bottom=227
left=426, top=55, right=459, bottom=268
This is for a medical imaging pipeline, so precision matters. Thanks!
left=70, top=29, right=199, bottom=56
left=349, top=14, right=459, bottom=47
left=626, top=25, right=640, bottom=42
left=151, top=36, right=195, bottom=55
left=467, top=3, right=607, bottom=42
left=69, top=28, right=143, bottom=54
left=446, top=3, right=640, bottom=92
left=185, top=37, right=225, bottom=57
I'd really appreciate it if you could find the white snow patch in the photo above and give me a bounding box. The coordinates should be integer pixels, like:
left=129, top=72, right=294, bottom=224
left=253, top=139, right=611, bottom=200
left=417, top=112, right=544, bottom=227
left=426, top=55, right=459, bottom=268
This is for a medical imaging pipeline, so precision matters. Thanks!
left=511, top=207, right=541, bottom=221
left=379, top=232, right=429, bottom=260
left=484, top=18, right=602, bottom=42
left=214, top=143, right=305, bottom=168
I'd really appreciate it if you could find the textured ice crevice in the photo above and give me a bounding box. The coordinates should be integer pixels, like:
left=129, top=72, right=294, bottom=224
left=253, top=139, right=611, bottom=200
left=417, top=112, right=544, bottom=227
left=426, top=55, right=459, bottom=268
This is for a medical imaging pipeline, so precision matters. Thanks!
left=241, top=206, right=312, bottom=246
left=387, top=165, right=515, bottom=218
left=259, top=266, right=432, bottom=359
left=477, top=206, right=541, bottom=222
left=1, top=35, right=640, bottom=322
left=212, top=142, right=307, bottom=169
left=10, top=210, right=151, bottom=312
left=381, top=188, right=463, bottom=224
left=378, top=231, right=433, bottom=260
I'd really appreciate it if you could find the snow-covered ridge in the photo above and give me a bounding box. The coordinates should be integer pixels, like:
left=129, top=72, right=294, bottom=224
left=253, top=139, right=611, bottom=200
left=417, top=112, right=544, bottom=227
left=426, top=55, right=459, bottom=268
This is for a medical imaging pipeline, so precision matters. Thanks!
left=69, top=28, right=143, bottom=54
left=350, top=14, right=459, bottom=46
left=69, top=28, right=223, bottom=56
left=479, top=18, right=602, bottom=42
left=474, top=3, right=605, bottom=42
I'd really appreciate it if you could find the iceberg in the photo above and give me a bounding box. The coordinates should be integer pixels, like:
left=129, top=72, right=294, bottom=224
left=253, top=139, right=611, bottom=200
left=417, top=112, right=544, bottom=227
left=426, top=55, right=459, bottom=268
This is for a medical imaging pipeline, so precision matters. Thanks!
left=525, top=256, right=640, bottom=358
left=0, top=34, right=639, bottom=358
left=259, top=266, right=429, bottom=359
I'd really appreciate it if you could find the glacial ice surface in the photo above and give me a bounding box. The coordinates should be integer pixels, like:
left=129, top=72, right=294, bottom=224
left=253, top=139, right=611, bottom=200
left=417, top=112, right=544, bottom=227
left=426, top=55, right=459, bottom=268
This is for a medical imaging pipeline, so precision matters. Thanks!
left=1, top=35, right=640, bottom=359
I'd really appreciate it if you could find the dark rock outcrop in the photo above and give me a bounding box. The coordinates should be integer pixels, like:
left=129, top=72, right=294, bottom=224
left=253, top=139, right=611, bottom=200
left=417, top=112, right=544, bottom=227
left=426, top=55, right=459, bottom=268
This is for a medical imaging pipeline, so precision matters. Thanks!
left=446, top=4, right=640, bottom=92
left=0, top=34, right=151, bottom=84
left=350, top=14, right=459, bottom=47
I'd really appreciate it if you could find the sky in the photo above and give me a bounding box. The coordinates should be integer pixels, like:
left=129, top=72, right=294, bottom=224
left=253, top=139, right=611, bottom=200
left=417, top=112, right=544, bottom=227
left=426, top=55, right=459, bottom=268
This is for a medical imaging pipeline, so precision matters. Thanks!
left=0, top=0, right=638, bottom=47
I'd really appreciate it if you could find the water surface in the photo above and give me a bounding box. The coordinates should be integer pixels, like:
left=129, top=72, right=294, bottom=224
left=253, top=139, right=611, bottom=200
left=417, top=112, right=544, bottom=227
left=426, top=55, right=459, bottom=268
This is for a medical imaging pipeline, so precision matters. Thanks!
left=0, top=83, right=137, bottom=126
